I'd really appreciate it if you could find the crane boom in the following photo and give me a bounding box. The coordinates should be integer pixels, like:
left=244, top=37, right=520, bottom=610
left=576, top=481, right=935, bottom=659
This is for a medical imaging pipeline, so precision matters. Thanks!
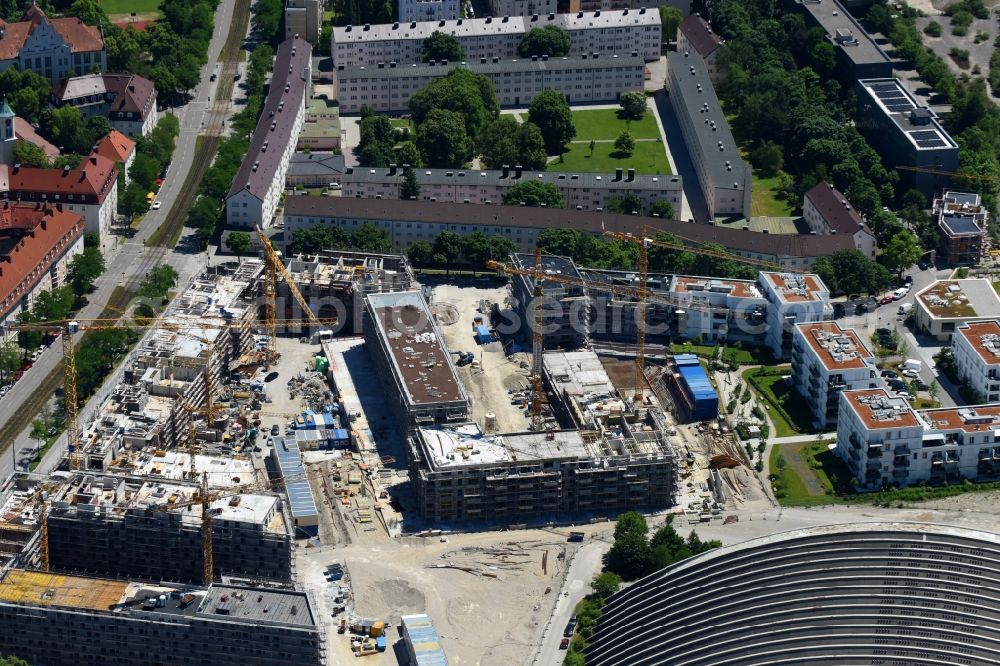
left=895, top=165, right=998, bottom=182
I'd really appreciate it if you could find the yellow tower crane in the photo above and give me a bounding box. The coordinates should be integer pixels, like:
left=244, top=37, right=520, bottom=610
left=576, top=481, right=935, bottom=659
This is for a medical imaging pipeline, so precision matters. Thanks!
left=487, top=252, right=727, bottom=404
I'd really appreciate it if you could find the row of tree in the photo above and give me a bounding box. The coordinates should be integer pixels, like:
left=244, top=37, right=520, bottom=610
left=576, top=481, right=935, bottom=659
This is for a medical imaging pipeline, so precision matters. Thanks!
left=421, top=27, right=572, bottom=64
left=287, top=223, right=391, bottom=255
left=607, top=512, right=720, bottom=581
left=187, top=43, right=275, bottom=246
left=406, top=232, right=516, bottom=268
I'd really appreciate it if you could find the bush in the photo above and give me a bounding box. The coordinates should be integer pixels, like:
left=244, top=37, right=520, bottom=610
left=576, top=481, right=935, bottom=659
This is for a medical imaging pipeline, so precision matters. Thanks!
left=923, top=20, right=942, bottom=37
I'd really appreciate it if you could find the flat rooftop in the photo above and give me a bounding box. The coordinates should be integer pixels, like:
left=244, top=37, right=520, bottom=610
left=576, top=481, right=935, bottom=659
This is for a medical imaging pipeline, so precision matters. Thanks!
left=671, top=275, right=762, bottom=300
left=919, top=404, right=1000, bottom=435
left=940, top=213, right=984, bottom=237
left=955, top=321, right=1000, bottom=366
left=760, top=272, right=828, bottom=303
left=799, top=0, right=891, bottom=67
left=857, top=79, right=957, bottom=152
left=0, top=570, right=130, bottom=611
left=367, top=291, right=465, bottom=405
left=916, top=279, right=1000, bottom=319
left=337, top=53, right=644, bottom=78
left=796, top=322, right=873, bottom=372
left=842, top=389, right=920, bottom=431
left=417, top=423, right=590, bottom=469
left=131, top=452, right=257, bottom=488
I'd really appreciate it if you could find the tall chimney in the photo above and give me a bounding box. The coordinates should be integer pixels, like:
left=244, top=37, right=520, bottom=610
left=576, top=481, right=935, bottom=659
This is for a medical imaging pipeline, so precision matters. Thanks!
left=615, top=167, right=623, bottom=181
left=514, top=165, right=522, bottom=178
left=627, top=168, right=635, bottom=182
left=501, top=164, right=509, bottom=178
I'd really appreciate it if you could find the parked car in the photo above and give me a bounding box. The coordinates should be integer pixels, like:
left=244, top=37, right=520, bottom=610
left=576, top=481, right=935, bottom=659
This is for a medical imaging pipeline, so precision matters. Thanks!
left=264, top=371, right=279, bottom=382
left=876, top=328, right=893, bottom=338
left=832, top=303, right=846, bottom=318
left=270, top=424, right=280, bottom=436
left=879, top=294, right=894, bottom=305
left=916, top=381, right=930, bottom=391
left=560, top=638, right=570, bottom=650
left=151, top=200, right=162, bottom=210
left=563, top=622, right=576, bottom=638
left=901, top=368, right=920, bottom=378
left=892, top=287, right=908, bottom=300
left=918, top=260, right=930, bottom=270
left=903, top=275, right=913, bottom=286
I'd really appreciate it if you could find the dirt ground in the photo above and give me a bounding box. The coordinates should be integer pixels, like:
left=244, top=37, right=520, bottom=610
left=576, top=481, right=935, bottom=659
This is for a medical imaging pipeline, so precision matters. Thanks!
left=297, top=529, right=572, bottom=665
left=430, top=280, right=533, bottom=433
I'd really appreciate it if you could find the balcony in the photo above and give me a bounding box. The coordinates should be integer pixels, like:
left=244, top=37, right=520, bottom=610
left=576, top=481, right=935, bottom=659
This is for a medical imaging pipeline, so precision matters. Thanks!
left=893, top=456, right=910, bottom=468
left=892, top=468, right=909, bottom=480
left=867, top=442, right=884, bottom=457
left=866, top=459, right=882, bottom=470
left=893, top=445, right=910, bottom=455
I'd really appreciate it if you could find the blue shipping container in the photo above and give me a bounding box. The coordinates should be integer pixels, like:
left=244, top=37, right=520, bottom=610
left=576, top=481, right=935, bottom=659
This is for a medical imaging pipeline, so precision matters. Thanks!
left=475, top=325, right=491, bottom=344
left=673, top=354, right=718, bottom=421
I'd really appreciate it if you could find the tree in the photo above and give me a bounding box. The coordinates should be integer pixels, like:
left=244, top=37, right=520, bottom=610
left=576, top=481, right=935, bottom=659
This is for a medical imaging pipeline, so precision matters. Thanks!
left=0, top=342, right=20, bottom=384
left=422, top=31, right=464, bottom=62
left=226, top=231, right=253, bottom=255
left=591, top=571, right=622, bottom=599
left=613, top=130, right=636, bottom=156
left=659, top=6, right=684, bottom=41
left=409, top=68, right=499, bottom=139
left=12, top=140, right=50, bottom=168
left=349, top=223, right=391, bottom=252
left=138, top=265, right=179, bottom=300
left=43, top=105, right=86, bottom=154
left=749, top=141, right=783, bottom=177
left=648, top=200, right=674, bottom=219
left=606, top=511, right=651, bottom=580
left=619, top=91, right=646, bottom=120
left=396, top=141, right=422, bottom=168
left=527, top=90, right=576, bottom=154
left=809, top=249, right=889, bottom=296
left=502, top=181, right=564, bottom=208
left=517, top=26, right=571, bottom=57
left=416, top=108, right=474, bottom=168
left=606, top=192, right=643, bottom=215
left=289, top=225, right=348, bottom=254
left=432, top=231, right=463, bottom=266
left=356, top=113, right=396, bottom=167
left=881, top=231, right=922, bottom=279
left=400, top=166, right=420, bottom=200
left=67, top=246, right=105, bottom=296
left=478, top=116, right=547, bottom=170
left=407, top=240, right=434, bottom=266
left=252, top=0, right=283, bottom=44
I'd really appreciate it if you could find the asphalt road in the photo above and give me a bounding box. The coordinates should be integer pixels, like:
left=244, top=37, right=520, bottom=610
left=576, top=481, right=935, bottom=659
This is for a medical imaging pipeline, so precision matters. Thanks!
left=0, top=0, right=241, bottom=486
left=532, top=539, right=607, bottom=666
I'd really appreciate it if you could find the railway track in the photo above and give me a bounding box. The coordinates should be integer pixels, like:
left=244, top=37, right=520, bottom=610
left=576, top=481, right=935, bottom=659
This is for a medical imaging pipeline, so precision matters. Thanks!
left=0, top=0, right=252, bottom=455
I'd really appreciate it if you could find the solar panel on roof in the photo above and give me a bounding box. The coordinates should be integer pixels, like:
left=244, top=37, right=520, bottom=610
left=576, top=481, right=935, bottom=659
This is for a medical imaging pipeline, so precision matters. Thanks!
left=886, top=102, right=914, bottom=113
left=910, top=130, right=939, bottom=140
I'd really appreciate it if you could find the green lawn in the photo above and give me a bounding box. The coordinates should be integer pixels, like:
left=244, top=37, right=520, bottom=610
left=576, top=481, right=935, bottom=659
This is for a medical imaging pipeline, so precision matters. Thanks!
left=745, top=368, right=817, bottom=438
left=668, top=342, right=776, bottom=366
left=769, top=440, right=852, bottom=507
left=570, top=108, right=660, bottom=141
left=390, top=118, right=413, bottom=131
left=101, top=0, right=161, bottom=15
left=556, top=139, right=671, bottom=175
left=750, top=172, right=795, bottom=217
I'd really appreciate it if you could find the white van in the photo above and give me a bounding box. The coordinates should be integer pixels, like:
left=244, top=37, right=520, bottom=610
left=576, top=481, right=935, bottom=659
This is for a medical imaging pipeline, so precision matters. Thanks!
left=898, top=302, right=913, bottom=315
left=892, top=287, right=908, bottom=300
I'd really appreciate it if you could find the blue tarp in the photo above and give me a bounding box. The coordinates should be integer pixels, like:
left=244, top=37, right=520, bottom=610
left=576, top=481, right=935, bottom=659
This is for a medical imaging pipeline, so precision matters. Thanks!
left=475, top=325, right=491, bottom=344
left=332, top=428, right=350, bottom=442
left=673, top=354, right=718, bottom=421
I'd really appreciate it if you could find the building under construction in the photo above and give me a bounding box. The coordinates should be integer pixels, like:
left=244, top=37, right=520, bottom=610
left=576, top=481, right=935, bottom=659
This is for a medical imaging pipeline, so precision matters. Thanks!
left=281, top=250, right=414, bottom=334
left=44, top=471, right=293, bottom=584
left=408, top=350, right=676, bottom=522
left=77, top=261, right=265, bottom=471
left=0, top=569, right=324, bottom=666
left=509, top=253, right=589, bottom=349
left=364, top=290, right=471, bottom=434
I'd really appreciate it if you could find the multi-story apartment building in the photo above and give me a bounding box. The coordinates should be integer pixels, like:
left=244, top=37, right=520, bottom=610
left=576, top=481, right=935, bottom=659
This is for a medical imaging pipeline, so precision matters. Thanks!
left=758, top=272, right=833, bottom=359
left=794, top=0, right=892, bottom=80
left=666, top=50, right=751, bottom=219
left=227, top=37, right=312, bottom=229
left=953, top=321, right=1000, bottom=403
left=283, top=197, right=857, bottom=269
left=334, top=52, right=644, bottom=112
left=838, top=389, right=1000, bottom=488
left=792, top=322, right=877, bottom=429
left=0, top=155, right=118, bottom=254
left=668, top=275, right=768, bottom=345
left=91, top=130, right=135, bottom=184
left=488, top=0, right=556, bottom=16
left=285, top=0, right=323, bottom=43
left=510, top=253, right=589, bottom=349
left=913, top=279, right=1000, bottom=342
left=934, top=191, right=987, bottom=265
left=676, top=14, right=722, bottom=82
left=400, top=0, right=461, bottom=23
left=331, top=9, right=661, bottom=67
left=341, top=164, right=681, bottom=212
left=856, top=78, right=958, bottom=196
left=0, top=4, right=106, bottom=82
left=0, top=202, right=84, bottom=336
left=54, top=73, right=158, bottom=137
left=802, top=182, right=877, bottom=259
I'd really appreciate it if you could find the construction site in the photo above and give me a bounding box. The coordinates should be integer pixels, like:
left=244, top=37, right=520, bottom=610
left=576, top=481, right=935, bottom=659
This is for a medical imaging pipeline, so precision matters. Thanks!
left=0, top=235, right=813, bottom=664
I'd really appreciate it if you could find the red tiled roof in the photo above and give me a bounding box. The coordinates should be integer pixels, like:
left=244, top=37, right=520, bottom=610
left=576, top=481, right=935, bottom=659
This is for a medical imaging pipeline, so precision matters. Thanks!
left=955, top=321, right=1000, bottom=366
left=920, top=404, right=1000, bottom=434
left=0, top=202, right=83, bottom=319
left=0, top=22, right=32, bottom=60
left=842, top=389, right=920, bottom=430
left=796, top=321, right=873, bottom=371
left=679, top=15, right=722, bottom=58
left=91, top=130, right=135, bottom=164
left=13, top=117, right=59, bottom=158
left=49, top=17, right=104, bottom=53
left=2, top=155, right=118, bottom=202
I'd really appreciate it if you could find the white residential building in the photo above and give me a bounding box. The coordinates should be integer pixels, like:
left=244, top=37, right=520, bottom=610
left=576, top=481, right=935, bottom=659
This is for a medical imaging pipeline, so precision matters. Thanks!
left=838, top=389, right=1000, bottom=488
left=758, top=272, right=833, bottom=360
left=227, top=37, right=312, bottom=229
left=54, top=74, right=158, bottom=138
left=399, top=0, right=460, bottom=23
left=802, top=182, right=877, bottom=259
left=913, top=279, right=1000, bottom=342
left=953, top=321, right=1000, bottom=403
left=667, top=275, right=767, bottom=344
left=792, top=322, right=877, bottom=429
left=334, top=52, right=644, bottom=112
left=0, top=4, right=106, bottom=82
left=488, top=0, right=557, bottom=17
left=331, top=9, right=661, bottom=67
left=676, top=14, right=722, bottom=82
left=341, top=164, right=681, bottom=212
